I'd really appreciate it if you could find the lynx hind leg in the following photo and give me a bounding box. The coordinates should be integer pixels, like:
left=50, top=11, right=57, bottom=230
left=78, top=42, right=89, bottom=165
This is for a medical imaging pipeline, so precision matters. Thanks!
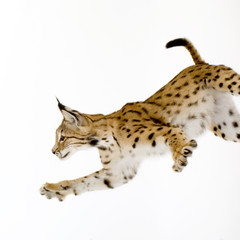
left=211, top=92, right=240, bottom=142
left=207, top=66, right=240, bottom=96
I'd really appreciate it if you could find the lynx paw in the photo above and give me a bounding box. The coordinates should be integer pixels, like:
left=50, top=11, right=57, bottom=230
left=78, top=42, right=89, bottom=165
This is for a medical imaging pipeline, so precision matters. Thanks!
left=172, top=139, right=197, bottom=172
left=40, top=182, right=75, bottom=201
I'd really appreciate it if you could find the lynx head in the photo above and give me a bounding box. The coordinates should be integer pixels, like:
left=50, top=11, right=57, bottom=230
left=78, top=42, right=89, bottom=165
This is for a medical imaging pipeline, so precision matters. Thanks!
left=52, top=99, right=98, bottom=160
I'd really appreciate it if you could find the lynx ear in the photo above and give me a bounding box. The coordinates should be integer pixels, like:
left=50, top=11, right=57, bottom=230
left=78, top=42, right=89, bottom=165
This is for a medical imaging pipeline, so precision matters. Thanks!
left=56, top=98, right=90, bottom=127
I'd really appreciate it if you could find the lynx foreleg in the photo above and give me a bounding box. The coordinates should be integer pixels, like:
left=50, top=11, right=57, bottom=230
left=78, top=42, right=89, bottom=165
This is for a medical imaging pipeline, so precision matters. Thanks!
left=40, top=165, right=137, bottom=201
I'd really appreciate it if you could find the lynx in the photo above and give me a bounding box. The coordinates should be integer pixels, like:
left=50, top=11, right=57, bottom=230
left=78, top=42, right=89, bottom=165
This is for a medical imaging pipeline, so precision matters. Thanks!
left=40, top=38, right=240, bottom=201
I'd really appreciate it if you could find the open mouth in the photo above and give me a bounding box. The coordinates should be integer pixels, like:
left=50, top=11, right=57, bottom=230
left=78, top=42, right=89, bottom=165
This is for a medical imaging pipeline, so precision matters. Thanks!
left=62, top=152, right=70, bottom=159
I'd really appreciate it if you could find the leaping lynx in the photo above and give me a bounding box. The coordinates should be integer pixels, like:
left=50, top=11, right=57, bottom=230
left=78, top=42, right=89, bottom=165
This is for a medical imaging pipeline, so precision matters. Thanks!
left=40, top=38, right=240, bottom=201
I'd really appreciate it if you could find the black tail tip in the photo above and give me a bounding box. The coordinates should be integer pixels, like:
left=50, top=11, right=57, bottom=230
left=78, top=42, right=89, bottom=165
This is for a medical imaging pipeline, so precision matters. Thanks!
left=166, top=38, right=188, bottom=49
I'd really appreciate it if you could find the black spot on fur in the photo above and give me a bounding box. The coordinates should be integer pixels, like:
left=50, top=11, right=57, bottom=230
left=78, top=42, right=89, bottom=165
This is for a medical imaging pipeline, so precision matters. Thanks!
left=142, top=108, right=149, bottom=114
left=194, top=74, right=200, bottom=79
left=152, top=140, right=156, bottom=147
left=205, top=72, right=212, bottom=76
left=135, top=137, right=139, bottom=143
left=150, top=117, right=162, bottom=124
left=104, top=179, right=113, bottom=188
left=171, top=80, right=177, bottom=86
left=128, top=110, right=142, bottom=115
left=60, top=185, right=70, bottom=190
left=98, top=146, right=107, bottom=151
left=148, top=133, right=155, bottom=140
left=188, top=102, right=197, bottom=107
left=233, top=122, right=238, bottom=128
left=55, top=192, right=63, bottom=196
left=229, top=110, right=234, bottom=116
left=175, top=110, right=180, bottom=114
left=113, top=135, right=121, bottom=147
left=188, top=115, right=196, bottom=120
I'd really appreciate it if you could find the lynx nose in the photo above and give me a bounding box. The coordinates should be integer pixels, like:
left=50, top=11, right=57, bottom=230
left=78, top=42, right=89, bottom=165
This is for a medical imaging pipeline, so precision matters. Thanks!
left=52, top=146, right=57, bottom=154
left=52, top=147, right=57, bottom=155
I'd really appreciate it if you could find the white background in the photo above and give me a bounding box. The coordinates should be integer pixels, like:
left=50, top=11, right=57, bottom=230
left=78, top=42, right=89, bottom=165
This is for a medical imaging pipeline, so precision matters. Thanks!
left=1, top=0, right=240, bottom=239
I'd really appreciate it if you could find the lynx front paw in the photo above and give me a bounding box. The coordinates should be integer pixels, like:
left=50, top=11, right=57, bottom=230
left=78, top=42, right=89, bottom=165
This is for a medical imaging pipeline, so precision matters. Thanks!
left=172, top=139, right=197, bottom=172
left=40, top=181, right=77, bottom=201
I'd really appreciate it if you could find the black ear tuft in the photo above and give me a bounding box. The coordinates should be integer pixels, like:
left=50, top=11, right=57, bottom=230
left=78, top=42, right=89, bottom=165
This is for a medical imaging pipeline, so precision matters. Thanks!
left=56, top=97, right=65, bottom=111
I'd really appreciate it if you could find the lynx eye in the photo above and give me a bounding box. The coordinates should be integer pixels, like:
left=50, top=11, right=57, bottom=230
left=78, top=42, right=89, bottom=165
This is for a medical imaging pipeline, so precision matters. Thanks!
left=60, top=136, right=66, bottom=142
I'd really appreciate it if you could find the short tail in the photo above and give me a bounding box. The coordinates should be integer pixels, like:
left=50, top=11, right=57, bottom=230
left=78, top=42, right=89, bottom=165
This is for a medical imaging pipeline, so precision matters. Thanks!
left=166, top=38, right=205, bottom=65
